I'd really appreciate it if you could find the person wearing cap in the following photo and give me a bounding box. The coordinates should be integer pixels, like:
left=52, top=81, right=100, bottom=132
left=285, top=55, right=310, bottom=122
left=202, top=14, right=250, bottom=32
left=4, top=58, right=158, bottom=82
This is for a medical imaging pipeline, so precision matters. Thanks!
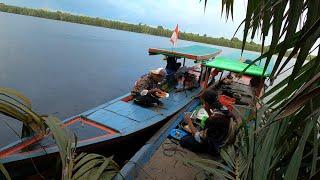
left=180, top=90, right=234, bottom=156
left=131, top=68, right=167, bottom=107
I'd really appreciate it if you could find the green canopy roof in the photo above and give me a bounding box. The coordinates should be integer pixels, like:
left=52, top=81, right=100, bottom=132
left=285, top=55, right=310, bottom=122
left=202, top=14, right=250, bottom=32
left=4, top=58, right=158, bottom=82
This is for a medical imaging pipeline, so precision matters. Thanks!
left=204, top=57, right=270, bottom=77
left=221, top=51, right=274, bottom=74
left=149, top=45, right=222, bottom=61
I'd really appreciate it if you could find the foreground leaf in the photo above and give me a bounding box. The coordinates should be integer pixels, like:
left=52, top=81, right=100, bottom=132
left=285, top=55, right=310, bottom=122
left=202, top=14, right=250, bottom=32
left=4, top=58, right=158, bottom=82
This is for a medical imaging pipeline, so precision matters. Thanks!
left=284, top=115, right=318, bottom=180
left=182, top=158, right=235, bottom=179
left=72, top=154, right=118, bottom=180
left=0, top=163, right=11, bottom=180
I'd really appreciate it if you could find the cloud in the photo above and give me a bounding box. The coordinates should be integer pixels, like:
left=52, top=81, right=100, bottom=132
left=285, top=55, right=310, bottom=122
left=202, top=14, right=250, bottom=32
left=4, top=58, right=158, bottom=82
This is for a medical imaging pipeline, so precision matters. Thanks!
left=98, top=0, right=248, bottom=40
left=2, top=0, right=261, bottom=42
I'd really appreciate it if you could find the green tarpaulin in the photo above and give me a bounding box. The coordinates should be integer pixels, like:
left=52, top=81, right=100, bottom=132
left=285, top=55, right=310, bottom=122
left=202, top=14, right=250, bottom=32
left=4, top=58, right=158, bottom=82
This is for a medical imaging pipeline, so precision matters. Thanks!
left=204, top=57, right=270, bottom=77
left=149, top=45, right=221, bottom=61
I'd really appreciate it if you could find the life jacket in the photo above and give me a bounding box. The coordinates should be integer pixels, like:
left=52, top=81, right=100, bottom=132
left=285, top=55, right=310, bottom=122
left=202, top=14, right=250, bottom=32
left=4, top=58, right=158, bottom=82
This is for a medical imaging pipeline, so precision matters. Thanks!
left=218, top=95, right=235, bottom=111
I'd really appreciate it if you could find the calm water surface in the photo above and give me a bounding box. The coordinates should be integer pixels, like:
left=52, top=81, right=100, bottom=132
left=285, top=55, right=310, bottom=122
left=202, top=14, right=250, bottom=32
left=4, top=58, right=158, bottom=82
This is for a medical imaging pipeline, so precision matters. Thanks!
left=0, top=12, right=286, bottom=148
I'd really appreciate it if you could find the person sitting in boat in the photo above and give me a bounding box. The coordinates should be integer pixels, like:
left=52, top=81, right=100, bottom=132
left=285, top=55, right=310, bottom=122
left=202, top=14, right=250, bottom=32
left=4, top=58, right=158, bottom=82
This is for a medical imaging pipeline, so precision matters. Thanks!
left=165, top=56, right=181, bottom=75
left=131, top=68, right=167, bottom=107
left=180, top=90, right=234, bottom=156
left=164, top=56, right=181, bottom=87
left=175, top=70, right=199, bottom=92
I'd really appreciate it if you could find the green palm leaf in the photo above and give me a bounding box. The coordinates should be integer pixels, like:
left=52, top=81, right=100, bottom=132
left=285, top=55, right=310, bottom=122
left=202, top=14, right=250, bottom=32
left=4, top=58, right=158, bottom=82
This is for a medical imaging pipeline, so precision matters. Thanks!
left=0, top=89, right=46, bottom=134
left=72, top=154, right=119, bottom=180
left=0, top=163, right=11, bottom=180
left=182, top=158, right=235, bottom=179
left=310, top=123, right=319, bottom=178
left=284, top=115, right=318, bottom=180
left=0, top=88, right=31, bottom=108
left=44, top=116, right=75, bottom=179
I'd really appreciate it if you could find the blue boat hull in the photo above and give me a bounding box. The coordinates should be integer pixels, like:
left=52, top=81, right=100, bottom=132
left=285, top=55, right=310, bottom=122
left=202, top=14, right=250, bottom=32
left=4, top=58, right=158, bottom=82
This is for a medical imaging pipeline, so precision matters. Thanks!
left=0, top=86, right=202, bottom=178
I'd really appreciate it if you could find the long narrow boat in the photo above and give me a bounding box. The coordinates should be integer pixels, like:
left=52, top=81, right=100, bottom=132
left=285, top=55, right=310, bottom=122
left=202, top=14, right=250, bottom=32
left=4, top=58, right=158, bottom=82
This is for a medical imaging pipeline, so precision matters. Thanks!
left=115, top=53, right=271, bottom=179
left=0, top=45, right=221, bottom=177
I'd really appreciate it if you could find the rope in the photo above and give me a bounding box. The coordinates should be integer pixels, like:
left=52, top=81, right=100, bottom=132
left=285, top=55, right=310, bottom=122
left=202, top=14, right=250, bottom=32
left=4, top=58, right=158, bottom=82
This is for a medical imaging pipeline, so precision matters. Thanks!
left=118, top=141, right=187, bottom=180
left=277, top=64, right=294, bottom=77
left=161, top=138, right=187, bottom=157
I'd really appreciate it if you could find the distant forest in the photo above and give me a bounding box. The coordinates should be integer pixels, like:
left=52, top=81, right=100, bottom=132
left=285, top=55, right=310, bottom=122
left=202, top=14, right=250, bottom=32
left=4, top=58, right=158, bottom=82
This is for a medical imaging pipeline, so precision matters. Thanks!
left=0, top=3, right=264, bottom=52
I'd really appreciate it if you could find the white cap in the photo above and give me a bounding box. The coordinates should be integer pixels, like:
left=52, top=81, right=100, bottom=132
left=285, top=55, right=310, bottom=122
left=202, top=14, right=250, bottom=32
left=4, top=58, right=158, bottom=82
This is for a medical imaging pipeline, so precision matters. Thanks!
left=150, top=68, right=166, bottom=77
left=140, top=90, right=149, bottom=96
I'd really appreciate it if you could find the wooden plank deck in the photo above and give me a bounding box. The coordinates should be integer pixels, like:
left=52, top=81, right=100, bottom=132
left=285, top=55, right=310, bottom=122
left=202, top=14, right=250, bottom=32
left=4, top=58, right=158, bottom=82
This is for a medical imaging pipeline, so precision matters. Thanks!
left=136, top=139, right=216, bottom=180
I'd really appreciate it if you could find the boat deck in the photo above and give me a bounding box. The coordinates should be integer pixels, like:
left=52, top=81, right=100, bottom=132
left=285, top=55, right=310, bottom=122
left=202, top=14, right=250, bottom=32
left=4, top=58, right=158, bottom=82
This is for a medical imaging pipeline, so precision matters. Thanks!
left=136, top=138, right=220, bottom=180
left=85, top=87, right=201, bottom=135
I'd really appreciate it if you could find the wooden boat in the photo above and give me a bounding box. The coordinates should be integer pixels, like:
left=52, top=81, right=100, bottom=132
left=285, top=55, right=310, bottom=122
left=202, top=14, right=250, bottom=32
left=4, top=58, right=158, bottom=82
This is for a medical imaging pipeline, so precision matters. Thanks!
left=115, top=53, right=271, bottom=179
left=0, top=45, right=221, bottom=177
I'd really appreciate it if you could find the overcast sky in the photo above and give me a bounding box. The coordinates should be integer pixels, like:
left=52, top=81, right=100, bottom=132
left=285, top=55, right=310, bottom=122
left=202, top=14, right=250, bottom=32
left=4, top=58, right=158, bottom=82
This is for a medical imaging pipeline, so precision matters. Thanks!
left=1, top=0, right=257, bottom=41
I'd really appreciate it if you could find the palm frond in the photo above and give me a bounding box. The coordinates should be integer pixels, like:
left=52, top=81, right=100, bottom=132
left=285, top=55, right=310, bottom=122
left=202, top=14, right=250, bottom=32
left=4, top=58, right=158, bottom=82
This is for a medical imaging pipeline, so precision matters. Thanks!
left=0, top=88, right=46, bottom=135
left=72, top=153, right=119, bottom=180
left=310, top=120, right=319, bottom=178
left=216, top=0, right=320, bottom=89
left=0, top=88, right=32, bottom=108
left=276, top=86, right=320, bottom=120
left=182, top=158, right=235, bottom=179
left=263, top=58, right=316, bottom=98
left=0, top=163, right=11, bottom=180
left=44, top=117, right=119, bottom=180
left=44, top=116, right=75, bottom=179
left=283, top=115, right=318, bottom=180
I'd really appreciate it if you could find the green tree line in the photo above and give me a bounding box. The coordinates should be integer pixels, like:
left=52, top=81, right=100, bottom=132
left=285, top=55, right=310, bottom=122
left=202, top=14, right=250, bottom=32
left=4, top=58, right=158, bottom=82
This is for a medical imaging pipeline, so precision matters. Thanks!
left=0, top=3, right=264, bottom=52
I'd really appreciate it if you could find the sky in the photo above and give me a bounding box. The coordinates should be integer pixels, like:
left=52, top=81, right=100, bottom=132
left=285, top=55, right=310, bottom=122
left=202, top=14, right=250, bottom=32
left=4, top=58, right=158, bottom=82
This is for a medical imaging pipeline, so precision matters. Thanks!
left=1, top=0, right=254, bottom=42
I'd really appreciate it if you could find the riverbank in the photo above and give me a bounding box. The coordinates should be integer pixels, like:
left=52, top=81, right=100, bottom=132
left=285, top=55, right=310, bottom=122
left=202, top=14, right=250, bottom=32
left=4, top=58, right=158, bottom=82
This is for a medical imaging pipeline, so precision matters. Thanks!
left=0, top=3, right=264, bottom=53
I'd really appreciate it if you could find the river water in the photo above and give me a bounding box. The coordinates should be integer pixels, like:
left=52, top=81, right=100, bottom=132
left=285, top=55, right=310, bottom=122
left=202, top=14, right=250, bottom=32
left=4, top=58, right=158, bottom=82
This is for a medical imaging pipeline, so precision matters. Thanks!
left=0, top=12, right=289, bottom=148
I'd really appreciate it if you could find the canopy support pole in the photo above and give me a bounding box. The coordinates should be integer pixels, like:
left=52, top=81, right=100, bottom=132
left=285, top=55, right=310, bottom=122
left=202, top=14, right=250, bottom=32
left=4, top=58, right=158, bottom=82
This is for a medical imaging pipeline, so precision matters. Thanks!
left=198, top=66, right=203, bottom=85
left=203, top=67, right=211, bottom=88
left=219, top=72, right=223, bottom=81
left=183, top=58, right=186, bottom=66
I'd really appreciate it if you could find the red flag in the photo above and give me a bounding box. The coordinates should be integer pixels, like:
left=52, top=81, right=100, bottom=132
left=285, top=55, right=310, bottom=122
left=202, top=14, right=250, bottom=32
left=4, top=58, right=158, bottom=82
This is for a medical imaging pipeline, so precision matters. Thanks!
left=170, top=24, right=179, bottom=46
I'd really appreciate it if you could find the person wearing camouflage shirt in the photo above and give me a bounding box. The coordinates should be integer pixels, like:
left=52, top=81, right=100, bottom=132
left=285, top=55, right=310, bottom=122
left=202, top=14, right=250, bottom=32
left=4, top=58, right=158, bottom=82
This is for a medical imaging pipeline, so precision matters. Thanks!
left=131, top=68, right=166, bottom=107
